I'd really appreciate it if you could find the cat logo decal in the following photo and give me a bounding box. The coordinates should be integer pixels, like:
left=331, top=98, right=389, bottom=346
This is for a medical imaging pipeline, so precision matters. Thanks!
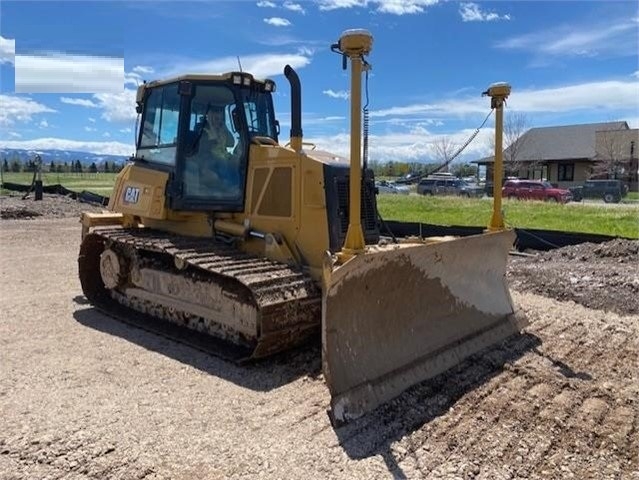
left=123, top=186, right=140, bottom=204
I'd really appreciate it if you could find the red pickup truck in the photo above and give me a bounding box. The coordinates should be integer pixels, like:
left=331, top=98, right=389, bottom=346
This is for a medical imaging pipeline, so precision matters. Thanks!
left=502, top=180, right=573, bottom=203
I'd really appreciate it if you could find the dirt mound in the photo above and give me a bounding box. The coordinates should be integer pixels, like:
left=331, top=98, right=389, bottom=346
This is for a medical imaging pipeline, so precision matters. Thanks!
left=508, top=239, right=639, bottom=316
left=0, top=193, right=104, bottom=219
left=0, top=208, right=42, bottom=219
left=548, top=238, right=639, bottom=260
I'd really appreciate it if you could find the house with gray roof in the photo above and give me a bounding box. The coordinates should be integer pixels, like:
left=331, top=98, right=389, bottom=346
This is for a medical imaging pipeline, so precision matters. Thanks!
left=474, top=121, right=638, bottom=189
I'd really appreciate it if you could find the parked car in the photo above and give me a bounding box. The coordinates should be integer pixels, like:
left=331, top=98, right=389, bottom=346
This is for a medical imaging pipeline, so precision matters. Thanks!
left=417, top=177, right=483, bottom=197
left=375, top=180, right=410, bottom=195
left=569, top=179, right=629, bottom=203
left=458, top=180, right=485, bottom=198
left=502, top=179, right=573, bottom=203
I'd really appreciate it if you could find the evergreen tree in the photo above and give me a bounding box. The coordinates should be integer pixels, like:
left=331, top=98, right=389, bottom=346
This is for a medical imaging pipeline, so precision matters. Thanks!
left=89, top=162, right=98, bottom=173
left=103, top=161, right=110, bottom=173
left=2, top=158, right=8, bottom=172
left=10, top=160, right=21, bottom=172
left=49, top=160, right=56, bottom=172
left=75, top=160, right=83, bottom=173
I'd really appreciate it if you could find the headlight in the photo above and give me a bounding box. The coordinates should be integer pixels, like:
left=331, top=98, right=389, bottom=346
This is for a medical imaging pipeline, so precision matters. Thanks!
left=232, top=74, right=242, bottom=85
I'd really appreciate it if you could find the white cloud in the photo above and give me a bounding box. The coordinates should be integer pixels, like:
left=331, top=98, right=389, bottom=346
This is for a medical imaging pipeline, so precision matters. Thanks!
left=132, top=65, right=154, bottom=74
left=627, top=117, right=639, bottom=129
left=264, top=17, right=291, bottom=27
left=8, top=132, right=21, bottom=138
left=323, top=89, right=349, bottom=99
left=60, top=97, right=99, bottom=108
left=59, top=89, right=138, bottom=124
left=93, top=89, right=138, bottom=123
left=283, top=1, right=305, bottom=13
left=119, top=127, right=132, bottom=133
left=165, top=52, right=312, bottom=80
left=14, top=53, right=124, bottom=93
left=296, top=46, right=315, bottom=57
left=0, top=36, right=15, bottom=65
left=633, top=71, right=639, bottom=79
left=278, top=113, right=347, bottom=129
left=1, top=137, right=134, bottom=156
left=369, top=79, right=639, bottom=119
left=496, top=17, right=637, bottom=59
left=39, top=119, right=49, bottom=128
left=125, top=72, right=143, bottom=87
left=257, top=0, right=276, bottom=7
left=305, top=126, right=493, bottom=163
left=103, top=132, right=111, bottom=137
left=316, top=0, right=438, bottom=14
left=89, top=117, right=96, bottom=123
left=0, top=95, right=56, bottom=127
left=85, top=126, right=97, bottom=132
left=376, top=0, right=438, bottom=15
left=459, top=3, right=510, bottom=22
left=506, top=80, right=639, bottom=113
left=316, top=0, right=367, bottom=10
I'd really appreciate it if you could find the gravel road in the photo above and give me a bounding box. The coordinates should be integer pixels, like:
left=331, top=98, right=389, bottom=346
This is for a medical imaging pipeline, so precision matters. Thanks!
left=1, top=195, right=637, bottom=479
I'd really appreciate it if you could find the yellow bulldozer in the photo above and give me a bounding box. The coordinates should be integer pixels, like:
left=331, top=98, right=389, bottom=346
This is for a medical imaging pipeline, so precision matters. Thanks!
left=79, top=29, right=525, bottom=424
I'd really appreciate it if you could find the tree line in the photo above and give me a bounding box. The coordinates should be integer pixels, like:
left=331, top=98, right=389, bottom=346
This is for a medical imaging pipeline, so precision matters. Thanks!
left=1, top=158, right=125, bottom=174
left=368, top=160, right=478, bottom=178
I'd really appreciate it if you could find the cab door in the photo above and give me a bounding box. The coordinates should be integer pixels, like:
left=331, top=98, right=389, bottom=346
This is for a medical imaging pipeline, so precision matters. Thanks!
left=171, top=83, right=249, bottom=212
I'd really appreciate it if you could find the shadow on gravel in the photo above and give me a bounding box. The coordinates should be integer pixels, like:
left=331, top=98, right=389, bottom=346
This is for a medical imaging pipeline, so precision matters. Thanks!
left=532, top=347, right=593, bottom=380
left=332, top=332, right=543, bottom=477
left=73, top=307, right=321, bottom=391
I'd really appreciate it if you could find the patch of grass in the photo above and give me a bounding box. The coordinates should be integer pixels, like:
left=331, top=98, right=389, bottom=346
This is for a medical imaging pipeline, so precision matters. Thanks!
left=626, top=191, right=639, bottom=201
left=1, top=172, right=118, bottom=195
left=377, top=194, right=639, bottom=239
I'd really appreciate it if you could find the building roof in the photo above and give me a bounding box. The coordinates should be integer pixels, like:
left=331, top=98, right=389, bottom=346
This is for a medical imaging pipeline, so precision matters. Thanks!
left=475, top=121, right=629, bottom=164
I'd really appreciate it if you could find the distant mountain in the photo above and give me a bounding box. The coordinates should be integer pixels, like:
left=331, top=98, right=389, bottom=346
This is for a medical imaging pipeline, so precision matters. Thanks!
left=0, top=148, right=130, bottom=166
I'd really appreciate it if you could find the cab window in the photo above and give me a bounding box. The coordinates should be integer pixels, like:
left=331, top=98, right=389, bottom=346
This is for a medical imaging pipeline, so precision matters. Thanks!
left=137, top=84, right=180, bottom=166
left=240, top=90, right=277, bottom=140
left=182, top=84, right=246, bottom=203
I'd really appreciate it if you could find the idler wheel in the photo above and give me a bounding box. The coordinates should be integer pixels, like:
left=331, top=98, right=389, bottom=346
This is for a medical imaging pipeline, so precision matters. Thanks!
left=100, top=248, right=126, bottom=289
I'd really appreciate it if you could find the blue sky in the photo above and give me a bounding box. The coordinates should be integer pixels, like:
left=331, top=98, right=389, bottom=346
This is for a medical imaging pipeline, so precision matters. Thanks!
left=1, top=0, right=638, bottom=163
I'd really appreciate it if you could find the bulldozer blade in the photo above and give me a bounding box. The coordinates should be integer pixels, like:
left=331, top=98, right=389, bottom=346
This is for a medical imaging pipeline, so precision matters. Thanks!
left=322, top=229, right=526, bottom=424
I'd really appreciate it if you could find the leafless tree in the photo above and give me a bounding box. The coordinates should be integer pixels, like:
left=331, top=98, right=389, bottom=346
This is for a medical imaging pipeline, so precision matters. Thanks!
left=430, top=136, right=459, bottom=173
left=486, top=111, right=532, bottom=177
left=593, top=127, right=630, bottom=179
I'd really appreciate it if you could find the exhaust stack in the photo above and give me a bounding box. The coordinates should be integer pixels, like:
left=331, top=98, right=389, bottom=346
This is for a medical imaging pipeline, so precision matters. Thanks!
left=284, top=65, right=303, bottom=152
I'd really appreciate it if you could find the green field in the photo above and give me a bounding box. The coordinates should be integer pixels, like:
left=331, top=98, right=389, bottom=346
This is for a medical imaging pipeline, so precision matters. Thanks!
left=2, top=172, right=637, bottom=238
left=377, top=194, right=639, bottom=239
left=1, top=172, right=118, bottom=196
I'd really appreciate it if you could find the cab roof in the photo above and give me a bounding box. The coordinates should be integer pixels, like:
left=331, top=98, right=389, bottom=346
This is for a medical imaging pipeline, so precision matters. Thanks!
left=141, top=72, right=273, bottom=89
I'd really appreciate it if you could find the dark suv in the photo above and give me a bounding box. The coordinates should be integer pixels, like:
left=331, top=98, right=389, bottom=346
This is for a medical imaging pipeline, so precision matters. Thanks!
left=502, top=180, right=573, bottom=203
left=417, top=178, right=483, bottom=197
left=569, top=180, right=629, bottom=203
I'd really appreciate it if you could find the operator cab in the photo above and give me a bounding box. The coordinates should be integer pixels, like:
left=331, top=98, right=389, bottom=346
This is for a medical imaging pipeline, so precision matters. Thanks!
left=134, top=72, right=278, bottom=212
